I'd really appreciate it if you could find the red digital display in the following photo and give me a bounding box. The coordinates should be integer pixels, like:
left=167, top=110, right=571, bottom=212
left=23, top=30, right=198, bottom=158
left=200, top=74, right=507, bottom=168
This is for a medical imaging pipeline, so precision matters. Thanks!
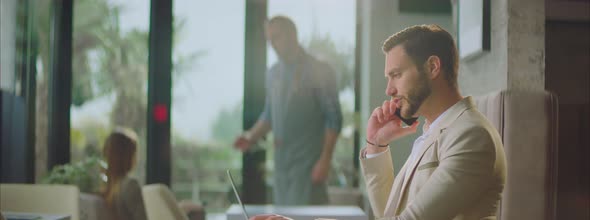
left=154, top=104, right=168, bottom=123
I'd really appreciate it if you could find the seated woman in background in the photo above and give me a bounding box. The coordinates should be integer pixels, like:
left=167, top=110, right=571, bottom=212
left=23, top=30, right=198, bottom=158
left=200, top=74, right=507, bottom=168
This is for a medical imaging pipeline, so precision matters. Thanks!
left=102, top=128, right=147, bottom=220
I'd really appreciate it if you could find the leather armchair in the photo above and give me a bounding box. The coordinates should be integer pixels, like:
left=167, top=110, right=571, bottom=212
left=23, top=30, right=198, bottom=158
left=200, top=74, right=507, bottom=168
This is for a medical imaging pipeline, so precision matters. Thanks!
left=474, top=90, right=559, bottom=220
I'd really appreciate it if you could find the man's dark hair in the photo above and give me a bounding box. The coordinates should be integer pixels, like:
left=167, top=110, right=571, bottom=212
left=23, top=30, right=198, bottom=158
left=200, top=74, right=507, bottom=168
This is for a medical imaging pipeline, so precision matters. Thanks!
left=267, top=15, right=298, bottom=38
left=382, top=24, right=459, bottom=88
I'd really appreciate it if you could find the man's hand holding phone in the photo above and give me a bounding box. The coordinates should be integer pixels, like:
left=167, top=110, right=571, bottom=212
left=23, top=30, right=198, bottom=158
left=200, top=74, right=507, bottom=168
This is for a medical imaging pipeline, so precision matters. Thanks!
left=365, top=99, right=419, bottom=155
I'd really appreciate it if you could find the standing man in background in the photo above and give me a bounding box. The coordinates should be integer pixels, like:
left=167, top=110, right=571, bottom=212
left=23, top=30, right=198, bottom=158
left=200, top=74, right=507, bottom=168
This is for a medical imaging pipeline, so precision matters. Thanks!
left=234, top=15, right=342, bottom=205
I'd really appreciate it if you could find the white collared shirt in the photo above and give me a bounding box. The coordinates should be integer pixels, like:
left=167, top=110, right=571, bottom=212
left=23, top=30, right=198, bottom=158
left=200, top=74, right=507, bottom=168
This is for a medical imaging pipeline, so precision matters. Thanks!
left=406, top=109, right=448, bottom=163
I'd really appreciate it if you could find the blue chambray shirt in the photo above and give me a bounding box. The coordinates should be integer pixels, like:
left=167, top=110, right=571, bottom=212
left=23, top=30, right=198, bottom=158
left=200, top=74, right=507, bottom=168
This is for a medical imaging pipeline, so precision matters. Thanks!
left=258, top=51, right=342, bottom=205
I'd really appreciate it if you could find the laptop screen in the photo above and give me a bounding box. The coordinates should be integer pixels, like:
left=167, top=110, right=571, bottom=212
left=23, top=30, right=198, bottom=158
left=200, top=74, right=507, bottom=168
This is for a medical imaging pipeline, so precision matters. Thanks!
left=227, top=170, right=250, bottom=220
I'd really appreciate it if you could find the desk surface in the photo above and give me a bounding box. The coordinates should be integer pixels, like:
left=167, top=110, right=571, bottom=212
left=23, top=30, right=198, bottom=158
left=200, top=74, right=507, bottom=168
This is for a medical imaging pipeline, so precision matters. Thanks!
left=2, top=211, right=70, bottom=220
left=226, top=205, right=367, bottom=220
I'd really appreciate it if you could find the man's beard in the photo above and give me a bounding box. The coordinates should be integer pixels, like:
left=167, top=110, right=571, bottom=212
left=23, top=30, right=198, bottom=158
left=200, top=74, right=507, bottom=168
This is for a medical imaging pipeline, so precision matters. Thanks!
left=402, top=70, right=432, bottom=118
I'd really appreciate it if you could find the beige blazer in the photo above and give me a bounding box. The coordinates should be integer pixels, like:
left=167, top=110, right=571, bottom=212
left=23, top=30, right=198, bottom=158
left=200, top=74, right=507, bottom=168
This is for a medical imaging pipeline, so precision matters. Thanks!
left=361, top=97, right=507, bottom=220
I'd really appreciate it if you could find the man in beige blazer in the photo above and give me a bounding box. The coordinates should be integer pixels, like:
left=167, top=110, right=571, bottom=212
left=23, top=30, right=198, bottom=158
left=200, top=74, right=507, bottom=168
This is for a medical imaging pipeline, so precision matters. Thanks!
left=361, top=25, right=506, bottom=220
left=249, top=25, right=506, bottom=220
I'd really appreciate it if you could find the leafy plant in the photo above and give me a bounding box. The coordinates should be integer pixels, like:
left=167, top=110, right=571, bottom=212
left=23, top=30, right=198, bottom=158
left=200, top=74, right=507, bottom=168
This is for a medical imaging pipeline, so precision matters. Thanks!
left=42, top=156, right=106, bottom=193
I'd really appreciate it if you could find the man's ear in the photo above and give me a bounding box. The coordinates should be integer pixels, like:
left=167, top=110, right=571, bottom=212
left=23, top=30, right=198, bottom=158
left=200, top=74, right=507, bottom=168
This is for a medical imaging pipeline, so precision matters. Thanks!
left=424, top=56, right=442, bottom=79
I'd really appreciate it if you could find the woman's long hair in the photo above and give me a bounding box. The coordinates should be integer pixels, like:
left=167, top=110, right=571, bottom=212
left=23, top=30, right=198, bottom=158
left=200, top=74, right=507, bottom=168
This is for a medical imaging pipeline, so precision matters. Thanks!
left=101, top=128, right=138, bottom=207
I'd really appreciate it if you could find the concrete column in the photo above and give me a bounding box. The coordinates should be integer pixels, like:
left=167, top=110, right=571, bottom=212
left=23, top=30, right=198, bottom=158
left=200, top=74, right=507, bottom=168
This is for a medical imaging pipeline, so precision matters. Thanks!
left=507, top=0, right=545, bottom=91
left=456, top=0, right=545, bottom=95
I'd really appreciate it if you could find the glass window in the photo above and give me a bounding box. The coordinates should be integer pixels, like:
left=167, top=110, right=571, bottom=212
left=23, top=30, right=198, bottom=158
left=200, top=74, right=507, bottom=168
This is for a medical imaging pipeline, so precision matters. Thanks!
left=171, top=0, right=245, bottom=214
left=0, top=0, right=18, bottom=93
left=3, top=0, right=53, bottom=181
left=267, top=0, right=358, bottom=199
left=70, top=0, right=149, bottom=185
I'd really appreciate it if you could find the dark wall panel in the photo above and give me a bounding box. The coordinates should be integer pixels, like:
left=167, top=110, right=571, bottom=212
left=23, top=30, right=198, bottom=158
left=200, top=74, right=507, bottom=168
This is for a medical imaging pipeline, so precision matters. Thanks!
left=146, top=0, right=173, bottom=185
left=545, top=20, right=590, bottom=220
left=242, top=0, right=268, bottom=204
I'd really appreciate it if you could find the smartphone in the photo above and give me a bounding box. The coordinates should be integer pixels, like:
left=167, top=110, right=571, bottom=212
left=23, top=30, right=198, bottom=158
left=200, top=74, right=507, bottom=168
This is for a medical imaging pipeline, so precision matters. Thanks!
left=395, top=108, right=418, bottom=126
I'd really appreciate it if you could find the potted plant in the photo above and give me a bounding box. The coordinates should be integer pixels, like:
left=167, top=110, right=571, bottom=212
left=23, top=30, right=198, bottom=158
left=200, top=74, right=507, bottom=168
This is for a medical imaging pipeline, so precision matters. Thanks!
left=42, top=156, right=105, bottom=193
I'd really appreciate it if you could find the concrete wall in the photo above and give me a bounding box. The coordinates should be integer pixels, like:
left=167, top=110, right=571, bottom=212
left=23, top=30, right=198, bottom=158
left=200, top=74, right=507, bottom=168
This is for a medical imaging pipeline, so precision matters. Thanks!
left=456, top=0, right=508, bottom=96
left=456, top=0, right=545, bottom=96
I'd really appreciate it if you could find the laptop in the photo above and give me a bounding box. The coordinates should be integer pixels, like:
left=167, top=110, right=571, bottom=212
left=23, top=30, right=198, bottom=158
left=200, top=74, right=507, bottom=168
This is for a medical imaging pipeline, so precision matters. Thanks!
left=2, top=211, right=69, bottom=220
left=227, top=170, right=250, bottom=220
